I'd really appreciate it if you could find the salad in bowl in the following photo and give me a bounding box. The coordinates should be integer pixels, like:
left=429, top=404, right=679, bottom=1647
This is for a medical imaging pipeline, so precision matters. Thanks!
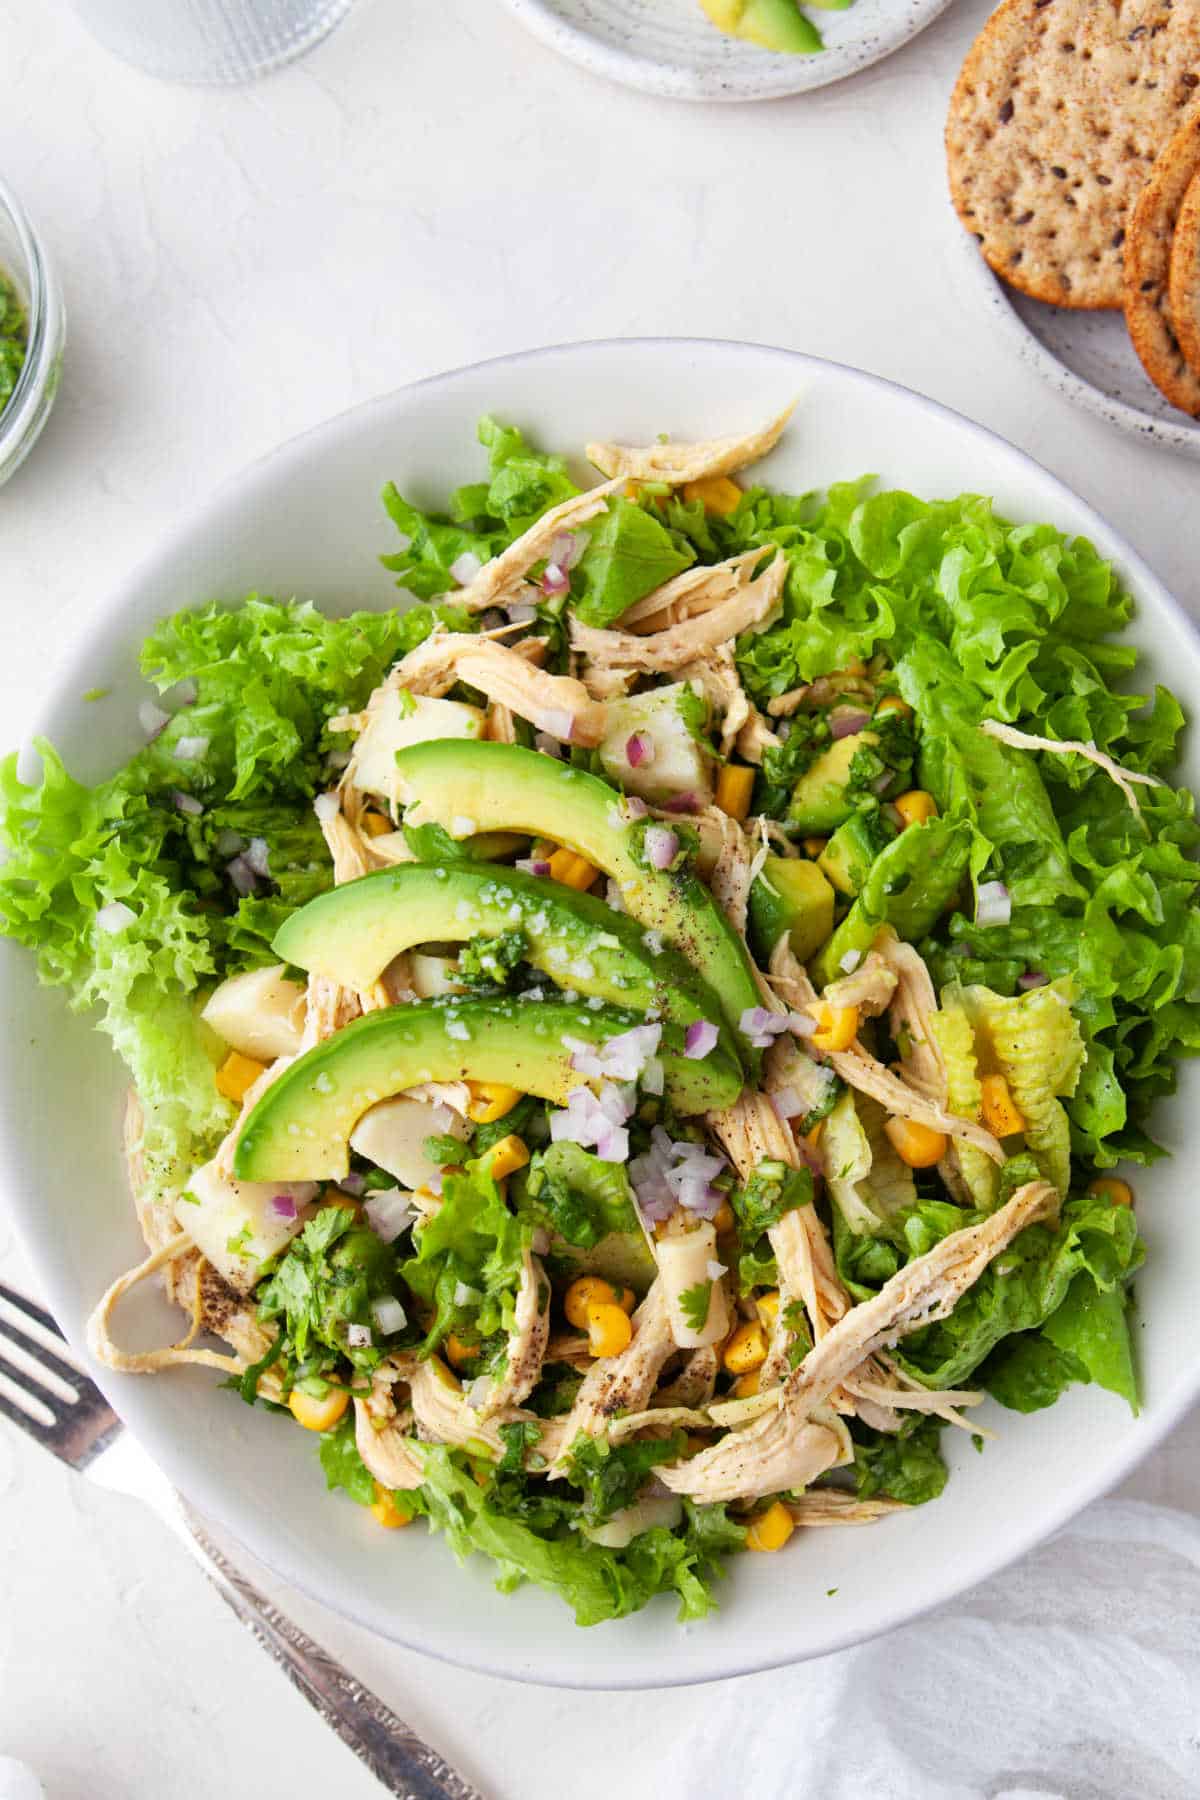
left=3, top=403, right=1195, bottom=1628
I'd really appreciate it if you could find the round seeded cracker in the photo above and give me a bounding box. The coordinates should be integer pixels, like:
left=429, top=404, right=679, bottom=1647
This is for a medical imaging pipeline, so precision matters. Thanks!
left=1167, top=163, right=1200, bottom=390
left=947, top=1, right=1200, bottom=311
left=1124, top=109, right=1200, bottom=416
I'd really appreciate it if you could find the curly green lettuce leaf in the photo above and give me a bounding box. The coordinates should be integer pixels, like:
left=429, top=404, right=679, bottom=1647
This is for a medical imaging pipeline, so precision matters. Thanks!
left=823, top=1090, right=916, bottom=1238
left=927, top=994, right=997, bottom=1211
left=850, top=1415, right=946, bottom=1506
left=563, top=1430, right=686, bottom=1524
left=730, top=1158, right=813, bottom=1293
left=571, top=498, right=695, bottom=628
left=317, top=1415, right=378, bottom=1506
left=401, top=1156, right=530, bottom=1353
left=970, top=981, right=1085, bottom=1196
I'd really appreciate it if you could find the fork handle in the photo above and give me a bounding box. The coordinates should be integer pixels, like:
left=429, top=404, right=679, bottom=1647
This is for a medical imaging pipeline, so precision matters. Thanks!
left=180, top=1506, right=485, bottom=1800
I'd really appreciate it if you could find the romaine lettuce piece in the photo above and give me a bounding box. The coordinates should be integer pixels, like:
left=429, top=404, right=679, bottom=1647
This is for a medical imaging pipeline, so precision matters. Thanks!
left=971, top=981, right=1085, bottom=1196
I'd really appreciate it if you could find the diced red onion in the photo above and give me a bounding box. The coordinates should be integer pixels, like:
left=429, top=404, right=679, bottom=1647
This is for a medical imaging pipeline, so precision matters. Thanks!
left=346, top=1323, right=373, bottom=1349
left=839, top=949, right=862, bottom=973
left=269, top=1194, right=298, bottom=1221
left=550, top=1083, right=633, bottom=1161
left=173, top=735, right=210, bottom=762
left=831, top=710, right=870, bottom=740
left=542, top=708, right=576, bottom=743
left=662, top=792, right=699, bottom=814
left=516, top=857, right=553, bottom=877
left=976, top=880, right=1012, bottom=929
left=226, top=855, right=259, bottom=898
left=541, top=562, right=570, bottom=597
left=550, top=530, right=588, bottom=571
left=626, top=732, right=653, bottom=769
left=645, top=825, right=679, bottom=871
left=623, top=795, right=649, bottom=820
left=787, top=1010, right=817, bottom=1038
left=1019, top=970, right=1050, bottom=990
left=96, top=901, right=136, bottom=935
left=771, top=1086, right=805, bottom=1120
left=170, top=789, right=204, bottom=817
left=371, top=1295, right=408, bottom=1335
left=684, top=1020, right=720, bottom=1060
left=364, top=1188, right=414, bottom=1244
left=505, top=600, right=537, bottom=625
left=739, top=1006, right=789, bottom=1039
left=173, top=679, right=198, bottom=707
left=594, top=1125, right=630, bottom=1163
left=139, top=700, right=170, bottom=740
left=449, top=551, right=483, bottom=586
left=339, top=1172, right=366, bottom=1196
left=244, top=837, right=271, bottom=879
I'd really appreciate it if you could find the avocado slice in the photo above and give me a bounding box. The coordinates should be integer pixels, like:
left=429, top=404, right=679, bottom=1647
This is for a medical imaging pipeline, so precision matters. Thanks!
left=810, top=817, right=971, bottom=988
left=234, top=997, right=743, bottom=1182
left=818, top=813, right=884, bottom=898
left=748, top=855, right=835, bottom=965
left=273, top=862, right=726, bottom=1040
left=698, top=0, right=822, bottom=53
left=390, top=741, right=762, bottom=1064
left=787, top=732, right=877, bottom=834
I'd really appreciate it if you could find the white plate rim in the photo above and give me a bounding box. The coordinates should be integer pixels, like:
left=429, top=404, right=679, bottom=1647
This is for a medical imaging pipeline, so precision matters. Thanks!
left=957, top=232, right=1200, bottom=461
left=497, top=0, right=960, bottom=101
left=4, top=335, right=1199, bottom=1687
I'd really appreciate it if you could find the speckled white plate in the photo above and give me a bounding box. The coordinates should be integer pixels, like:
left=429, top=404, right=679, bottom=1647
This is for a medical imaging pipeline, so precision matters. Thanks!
left=499, top=0, right=959, bottom=101
left=959, top=234, right=1200, bottom=460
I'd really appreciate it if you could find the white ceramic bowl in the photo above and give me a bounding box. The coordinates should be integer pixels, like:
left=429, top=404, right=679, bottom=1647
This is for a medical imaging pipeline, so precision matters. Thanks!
left=499, top=0, right=958, bottom=101
left=3, top=339, right=1198, bottom=1688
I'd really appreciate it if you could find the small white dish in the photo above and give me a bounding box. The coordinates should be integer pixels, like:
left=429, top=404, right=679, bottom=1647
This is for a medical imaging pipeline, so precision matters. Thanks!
left=498, top=0, right=958, bottom=101
left=2, top=338, right=1199, bottom=1688
left=959, top=234, right=1200, bottom=460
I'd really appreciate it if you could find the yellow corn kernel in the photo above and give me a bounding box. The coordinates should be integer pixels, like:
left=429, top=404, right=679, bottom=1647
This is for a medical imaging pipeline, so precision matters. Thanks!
left=723, top=1320, right=768, bottom=1375
left=445, top=1332, right=480, bottom=1370
left=714, top=763, right=755, bottom=822
left=804, top=1120, right=824, bottom=1151
left=884, top=1115, right=949, bottom=1169
left=623, top=480, right=641, bottom=501
left=1088, top=1175, right=1134, bottom=1208
left=428, top=1355, right=461, bottom=1391
left=288, top=1387, right=349, bottom=1433
left=532, top=838, right=557, bottom=860
left=843, top=658, right=868, bottom=677
left=802, top=836, right=828, bottom=858
left=485, top=1133, right=530, bottom=1180
left=732, top=1371, right=761, bottom=1399
left=875, top=695, right=912, bottom=720
left=361, top=811, right=392, bottom=838
left=370, top=1482, right=413, bottom=1529
left=587, top=1301, right=633, bottom=1358
left=713, top=1201, right=735, bottom=1235
left=756, top=1289, right=781, bottom=1331
left=320, top=1190, right=360, bottom=1214
left=682, top=474, right=744, bottom=517
left=565, top=1275, right=619, bottom=1329
left=466, top=1080, right=524, bottom=1124
left=980, top=1072, right=1026, bottom=1138
left=894, top=789, right=938, bottom=828
left=215, top=1050, right=268, bottom=1104
left=618, top=1286, right=637, bottom=1315
left=810, top=1003, right=859, bottom=1053
left=548, top=847, right=600, bottom=891
left=746, top=1499, right=795, bottom=1553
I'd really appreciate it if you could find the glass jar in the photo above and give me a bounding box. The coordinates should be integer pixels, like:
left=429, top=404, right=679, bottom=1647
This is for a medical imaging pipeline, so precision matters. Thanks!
left=0, top=179, right=65, bottom=489
left=68, top=0, right=358, bottom=84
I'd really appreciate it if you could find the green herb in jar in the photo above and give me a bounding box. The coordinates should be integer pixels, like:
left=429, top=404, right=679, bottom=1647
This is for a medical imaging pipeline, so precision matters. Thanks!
left=0, top=271, right=28, bottom=416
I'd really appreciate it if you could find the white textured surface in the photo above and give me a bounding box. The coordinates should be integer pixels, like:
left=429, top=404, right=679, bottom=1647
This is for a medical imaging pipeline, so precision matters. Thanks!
left=0, top=0, right=1198, bottom=1793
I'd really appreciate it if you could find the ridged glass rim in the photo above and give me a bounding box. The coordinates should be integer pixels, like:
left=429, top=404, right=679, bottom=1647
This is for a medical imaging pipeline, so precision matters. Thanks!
left=0, top=174, right=64, bottom=482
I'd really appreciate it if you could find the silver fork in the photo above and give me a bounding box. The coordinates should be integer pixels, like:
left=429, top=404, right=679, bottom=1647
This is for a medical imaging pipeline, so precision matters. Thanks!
left=0, top=1279, right=485, bottom=1800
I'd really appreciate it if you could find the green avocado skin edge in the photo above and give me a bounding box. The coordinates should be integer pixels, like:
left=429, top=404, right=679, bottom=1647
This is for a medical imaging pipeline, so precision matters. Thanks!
left=233, top=997, right=743, bottom=1182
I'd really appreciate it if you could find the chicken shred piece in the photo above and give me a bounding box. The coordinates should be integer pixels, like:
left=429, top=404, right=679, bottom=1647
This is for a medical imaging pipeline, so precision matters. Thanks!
left=767, top=672, right=876, bottom=718
left=785, top=1492, right=908, bottom=1528
left=659, top=1180, right=1057, bottom=1502
left=586, top=405, right=793, bottom=484
left=620, top=548, right=771, bottom=633
left=820, top=951, right=897, bottom=1017
left=980, top=719, right=1162, bottom=819
left=570, top=552, right=785, bottom=681
left=354, top=1379, right=424, bottom=1491
left=379, top=632, right=607, bottom=746
left=678, top=644, right=751, bottom=756
left=475, top=1248, right=551, bottom=1419
left=550, top=1282, right=676, bottom=1473
left=449, top=478, right=624, bottom=613
left=876, top=931, right=946, bottom=1100
left=734, top=706, right=781, bottom=766
left=653, top=1344, right=720, bottom=1410
left=706, top=808, right=756, bottom=937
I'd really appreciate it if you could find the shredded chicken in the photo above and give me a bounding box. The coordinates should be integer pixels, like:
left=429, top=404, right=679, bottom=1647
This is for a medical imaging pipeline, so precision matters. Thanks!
left=820, top=951, right=897, bottom=1018
left=734, top=707, right=781, bottom=766
left=767, top=671, right=877, bottom=718
left=354, top=1378, right=424, bottom=1491
left=407, top=1357, right=546, bottom=1460
left=570, top=552, right=786, bottom=684
left=586, top=405, right=793, bottom=484
left=981, top=719, right=1162, bottom=819
left=784, top=1492, right=908, bottom=1528
left=679, top=643, right=751, bottom=756
left=876, top=931, right=946, bottom=1100
left=374, top=632, right=608, bottom=746
left=550, top=1282, right=676, bottom=1472
left=448, top=478, right=624, bottom=613
left=706, top=809, right=756, bottom=937
left=476, top=1248, right=551, bottom=1418
left=653, top=1344, right=720, bottom=1410
left=660, top=1180, right=1056, bottom=1502
left=622, top=549, right=772, bottom=634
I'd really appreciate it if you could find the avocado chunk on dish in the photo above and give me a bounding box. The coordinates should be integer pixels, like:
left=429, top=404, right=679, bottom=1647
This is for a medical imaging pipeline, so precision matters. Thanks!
left=818, top=813, right=884, bottom=898
left=748, top=854, right=835, bottom=965
left=787, top=731, right=877, bottom=834
left=389, top=740, right=762, bottom=1064
left=273, top=862, right=726, bottom=1042
left=234, top=997, right=743, bottom=1182
left=810, top=817, right=971, bottom=988
left=698, top=0, right=823, bottom=54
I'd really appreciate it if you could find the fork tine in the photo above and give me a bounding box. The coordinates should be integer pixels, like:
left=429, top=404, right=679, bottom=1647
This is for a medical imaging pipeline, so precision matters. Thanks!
left=0, top=1313, right=83, bottom=1396
left=0, top=1377, right=60, bottom=1447
left=0, top=1279, right=69, bottom=1341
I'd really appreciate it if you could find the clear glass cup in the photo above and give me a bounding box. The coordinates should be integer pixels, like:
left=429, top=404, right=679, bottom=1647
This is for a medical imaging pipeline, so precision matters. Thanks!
left=0, top=179, right=65, bottom=489
left=68, top=0, right=357, bottom=84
